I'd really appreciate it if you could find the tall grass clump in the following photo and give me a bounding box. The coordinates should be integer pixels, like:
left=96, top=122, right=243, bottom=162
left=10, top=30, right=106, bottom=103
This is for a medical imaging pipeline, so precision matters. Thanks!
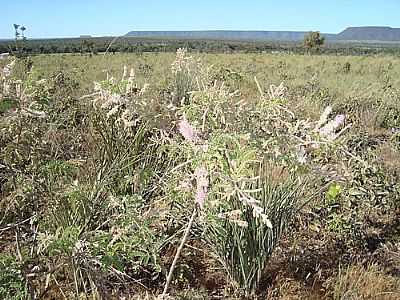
left=204, top=161, right=310, bottom=296
left=170, top=48, right=206, bottom=104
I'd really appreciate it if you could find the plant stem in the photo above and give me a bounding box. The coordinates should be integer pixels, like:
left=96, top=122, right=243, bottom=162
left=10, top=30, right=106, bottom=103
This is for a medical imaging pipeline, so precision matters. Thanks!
left=161, top=207, right=197, bottom=298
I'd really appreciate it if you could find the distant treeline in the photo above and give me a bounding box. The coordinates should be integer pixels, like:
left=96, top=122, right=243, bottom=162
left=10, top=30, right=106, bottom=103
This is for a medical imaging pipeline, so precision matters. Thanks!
left=1, top=36, right=400, bottom=56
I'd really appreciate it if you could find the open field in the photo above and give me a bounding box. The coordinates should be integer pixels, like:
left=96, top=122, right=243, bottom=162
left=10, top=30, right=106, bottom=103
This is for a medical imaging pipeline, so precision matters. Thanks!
left=16, top=52, right=400, bottom=97
left=1, top=51, right=400, bottom=299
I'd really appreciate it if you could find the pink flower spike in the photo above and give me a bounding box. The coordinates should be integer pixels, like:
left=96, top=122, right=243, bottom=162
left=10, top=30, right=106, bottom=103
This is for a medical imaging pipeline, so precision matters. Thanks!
left=195, top=188, right=207, bottom=210
left=178, top=116, right=199, bottom=143
left=334, top=115, right=345, bottom=128
left=194, top=166, right=208, bottom=209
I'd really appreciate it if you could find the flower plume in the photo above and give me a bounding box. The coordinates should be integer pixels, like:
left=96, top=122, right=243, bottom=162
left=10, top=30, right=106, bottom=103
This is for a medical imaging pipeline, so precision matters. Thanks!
left=194, top=166, right=208, bottom=209
left=178, top=116, right=199, bottom=143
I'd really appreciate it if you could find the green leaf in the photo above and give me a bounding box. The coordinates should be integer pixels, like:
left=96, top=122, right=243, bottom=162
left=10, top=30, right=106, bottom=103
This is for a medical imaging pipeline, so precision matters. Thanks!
left=326, top=183, right=342, bottom=202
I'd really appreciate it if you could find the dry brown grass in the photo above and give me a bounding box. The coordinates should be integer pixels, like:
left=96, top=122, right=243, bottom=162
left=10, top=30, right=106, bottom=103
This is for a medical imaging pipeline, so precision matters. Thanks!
left=377, top=143, right=400, bottom=172
left=330, top=264, right=400, bottom=300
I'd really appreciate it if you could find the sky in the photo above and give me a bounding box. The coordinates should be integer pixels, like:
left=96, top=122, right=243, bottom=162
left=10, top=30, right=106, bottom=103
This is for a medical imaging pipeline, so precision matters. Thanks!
left=1, top=0, right=400, bottom=39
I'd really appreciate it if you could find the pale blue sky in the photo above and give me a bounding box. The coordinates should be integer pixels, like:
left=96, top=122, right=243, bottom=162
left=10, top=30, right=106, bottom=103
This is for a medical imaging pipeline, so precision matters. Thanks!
left=1, top=1, right=400, bottom=39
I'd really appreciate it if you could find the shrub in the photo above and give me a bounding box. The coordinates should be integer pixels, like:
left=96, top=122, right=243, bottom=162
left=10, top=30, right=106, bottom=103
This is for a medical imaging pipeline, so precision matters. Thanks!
left=303, top=31, right=325, bottom=53
left=0, top=254, right=28, bottom=300
left=165, top=49, right=350, bottom=296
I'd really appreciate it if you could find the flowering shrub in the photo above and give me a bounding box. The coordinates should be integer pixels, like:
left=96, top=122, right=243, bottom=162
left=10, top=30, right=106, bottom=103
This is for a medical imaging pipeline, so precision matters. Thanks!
left=161, top=49, right=354, bottom=296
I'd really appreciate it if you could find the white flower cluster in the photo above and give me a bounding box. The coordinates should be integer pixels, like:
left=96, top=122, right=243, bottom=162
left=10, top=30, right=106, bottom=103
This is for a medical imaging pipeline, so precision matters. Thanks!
left=268, top=82, right=287, bottom=100
left=1, top=60, right=15, bottom=97
left=171, top=48, right=202, bottom=75
left=296, top=106, right=349, bottom=164
left=217, top=210, right=248, bottom=228
left=91, top=67, right=150, bottom=129
left=171, top=48, right=190, bottom=74
left=315, top=106, right=346, bottom=141
left=236, top=187, right=273, bottom=229
left=1, top=59, right=15, bottom=79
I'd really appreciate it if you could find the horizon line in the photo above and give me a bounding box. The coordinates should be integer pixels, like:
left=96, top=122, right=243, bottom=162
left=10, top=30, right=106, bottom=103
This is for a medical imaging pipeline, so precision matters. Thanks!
left=2, top=25, right=400, bottom=40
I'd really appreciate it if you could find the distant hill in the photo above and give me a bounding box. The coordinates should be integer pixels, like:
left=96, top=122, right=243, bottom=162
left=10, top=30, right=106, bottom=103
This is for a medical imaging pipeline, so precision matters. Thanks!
left=125, top=30, right=325, bottom=41
left=126, top=27, right=400, bottom=42
left=336, top=27, right=400, bottom=41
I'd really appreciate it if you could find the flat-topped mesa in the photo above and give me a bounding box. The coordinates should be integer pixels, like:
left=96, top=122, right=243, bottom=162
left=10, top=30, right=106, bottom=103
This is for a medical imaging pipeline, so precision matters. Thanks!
left=125, top=30, right=311, bottom=41
left=125, top=27, right=400, bottom=42
left=337, top=26, right=400, bottom=41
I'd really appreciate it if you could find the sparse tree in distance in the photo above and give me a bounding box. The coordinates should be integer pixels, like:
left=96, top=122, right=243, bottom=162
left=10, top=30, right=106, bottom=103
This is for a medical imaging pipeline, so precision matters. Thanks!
left=80, top=39, right=95, bottom=56
left=303, top=31, right=325, bottom=53
left=20, top=26, right=26, bottom=40
left=12, top=24, right=28, bottom=55
left=13, top=24, right=20, bottom=36
left=13, top=24, right=20, bottom=50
